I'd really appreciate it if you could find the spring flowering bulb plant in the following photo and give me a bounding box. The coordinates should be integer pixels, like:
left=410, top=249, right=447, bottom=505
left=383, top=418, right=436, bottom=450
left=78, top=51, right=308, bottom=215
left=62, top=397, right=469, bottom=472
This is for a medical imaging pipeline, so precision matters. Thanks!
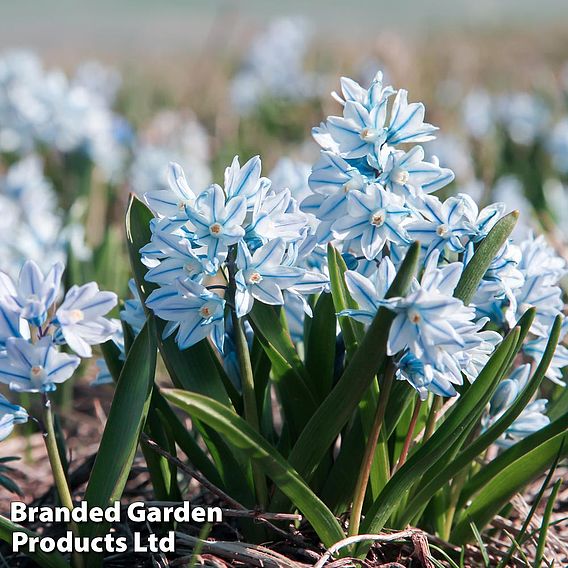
left=106, top=67, right=568, bottom=562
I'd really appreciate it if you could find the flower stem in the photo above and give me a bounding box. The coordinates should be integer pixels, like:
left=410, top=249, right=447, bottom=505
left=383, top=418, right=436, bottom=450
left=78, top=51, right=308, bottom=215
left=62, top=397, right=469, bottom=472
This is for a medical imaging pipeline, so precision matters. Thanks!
left=42, top=396, right=84, bottom=568
left=348, top=363, right=395, bottom=537
left=231, top=310, right=269, bottom=508
left=43, top=396, right=74, bottom=512
left=423, top=395, right=442, bottom=442
left=225, top=247, right=268, bottom=507
left=393, top=395, right=422, bottom=474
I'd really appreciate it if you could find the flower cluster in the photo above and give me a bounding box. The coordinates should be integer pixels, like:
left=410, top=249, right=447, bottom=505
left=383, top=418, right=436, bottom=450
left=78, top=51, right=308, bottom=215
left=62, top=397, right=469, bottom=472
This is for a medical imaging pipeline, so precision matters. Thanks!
left=0, top=261, right=117, bottom=439
left=303, top=72, right=568, bottom=407
left=141, top=158, right=327, bottom=351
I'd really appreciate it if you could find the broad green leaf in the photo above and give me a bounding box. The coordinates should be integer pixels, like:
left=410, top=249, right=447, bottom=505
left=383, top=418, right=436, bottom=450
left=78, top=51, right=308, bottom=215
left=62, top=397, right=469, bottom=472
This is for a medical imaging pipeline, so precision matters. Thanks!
left=454, top=211, right=518, bottom=304
left=100, top=336, right=123, bottom=382
left=142, top=390, right=182, bottom=502
left=278, top=242, right=420, bottom=493
left=164, top=390, right=345, bottom=548
left=451, top=415, right=568, bottom=542
left=359, top=326, right=520, bottom=542
left=248, top=303, right=318, bottom=440
left=305, top=292, right=336, bottom=401
left=327, top=244, right=364, bottom=358
left=0, top=515, right=69, bottom=568
left=81, top=318, right=157, bottom=558
left=151, top=390, right=223, bottom=487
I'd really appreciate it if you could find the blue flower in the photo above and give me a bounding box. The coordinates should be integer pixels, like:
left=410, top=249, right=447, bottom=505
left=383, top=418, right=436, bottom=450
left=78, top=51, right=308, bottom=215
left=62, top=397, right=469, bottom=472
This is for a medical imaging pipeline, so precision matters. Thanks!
left=338, top=257, right=396, bottom=324
left=484, top=364, right=550, bottom=448
left=395, top=351, right=458, bottom=400
left=248, top=186, right=310, bottom=245
left=313, top=85, right=437, bottom=159
left=146, top=278, right=225, bottom=351
left=459, top=194, right=505, bottom=243
left=386, top=89, right=438, bottom=145
left=0, top=394, right=28, bottom=442
left=120, top=279, right=146, bottom=335
left=144, top=230, right=207, bottom=284
left=53, top=282, right=118, bottom=357
left=0, top=261, right=64, bottom=327
left=332, top=184, right=413, bottom=260
left=374, top=145, right=454, bottom=199
left=234, top=239, right=304, bottom=318
left=331, top=72, right=395, bottom=110
left=224, top=155, right=269, bottom=210
left=186, top=184, right=247, bottom=269
left=305, top=151, right=368, bottom=232
left=0, top=336, right=80, bottom=393
left=385, top=253, right=473, bottom=359
left=144, top=162, right=196, bottom=220
left=407, top=195, right=471, bottom=261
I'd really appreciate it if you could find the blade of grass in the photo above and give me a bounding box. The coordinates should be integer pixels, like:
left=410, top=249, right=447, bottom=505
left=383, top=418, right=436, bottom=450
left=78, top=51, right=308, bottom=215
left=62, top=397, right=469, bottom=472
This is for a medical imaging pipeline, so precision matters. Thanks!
left=535, top=486, right=563, bottom=568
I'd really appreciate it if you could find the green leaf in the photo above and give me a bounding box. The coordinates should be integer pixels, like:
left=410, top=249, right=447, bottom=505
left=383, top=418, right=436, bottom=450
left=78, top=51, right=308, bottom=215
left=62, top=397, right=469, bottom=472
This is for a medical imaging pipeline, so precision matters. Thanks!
left=451, top=415, right=568, bottom=543
left=457, top=410, right=568, bottom=509
left=164, top=389, right=345, bottom=548
left=125, top=195, right=156, bottom=300
left=534, top=478, right=561, bottom=568
left=454, top=211, right=518, bottom=304
left=305, top=292, right=336, bottom=400
left=248, top=303, right=318, bottom=440
left=151, top=389, right=223, bottom=487
left=100, top=336, right=123, bottom=383
left=327, top=244, right=364, bottom=358
left=142, top=391, right=182, bottom=502
left=81, top=317, right=157, bottom=545
left=359, top=326, right=520, bottom=541
left=279, top=242, right=420, bottom=491
left=0, top=515, right=69, bottom=568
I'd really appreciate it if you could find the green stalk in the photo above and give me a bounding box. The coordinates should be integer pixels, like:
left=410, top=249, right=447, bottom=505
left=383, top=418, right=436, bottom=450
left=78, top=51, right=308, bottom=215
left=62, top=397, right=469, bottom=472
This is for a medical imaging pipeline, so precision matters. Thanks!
left=393, top=395, right=422, bottom=474
left=225, top=246, right=268, bottom=508
left=348, top=363, right=394, bottom=537
left=423, top=395, right=442, bottom=442
left=442, top=466, right=470, bottom=541
left=231, top=310, right=269, bottom=507
left=42, top=396, right=83, bottom=568
left=43, top=398, right=74, bottom=510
